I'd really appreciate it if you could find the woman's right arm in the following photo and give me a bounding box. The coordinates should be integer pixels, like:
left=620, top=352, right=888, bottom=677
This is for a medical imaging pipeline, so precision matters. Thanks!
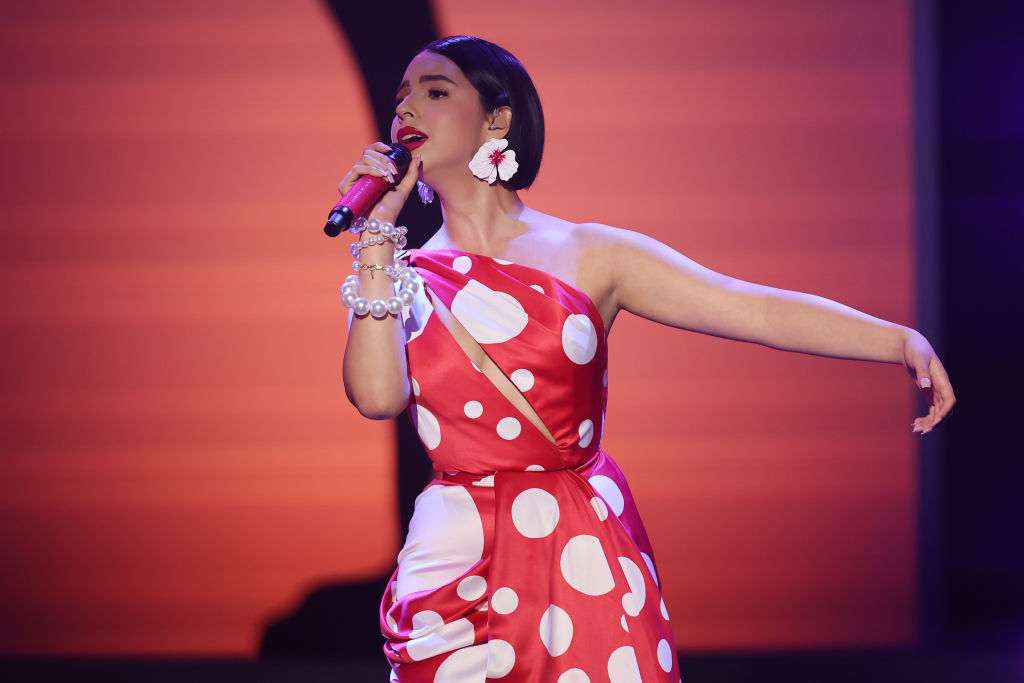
left=339, top=143, right=421, bottom=419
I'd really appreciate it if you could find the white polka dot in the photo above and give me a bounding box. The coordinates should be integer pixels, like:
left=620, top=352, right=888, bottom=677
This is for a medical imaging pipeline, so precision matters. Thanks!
left=409, top=610, right=443, bottom=638
left=557, top=669, right=590, bottom=683
left=641, top=552, right=660, bottom=587
left=577, top=419, right=594, bottom=448
left=620, top=614, right=629, bottom=632
left=496, top=417, right=522, bottom=440
left=397, top=486, right=484, bottom=600
left=590, top=496, right=608, bottom=521
left=457, top=575, right=487, bottom=601
left=464, top=400, right=483, bottom=418
left=539, top=604, right=573, bottom=657
left=452, top=255, right=472, bottom=273
left=510, top=368, right=535, bottom=391
left=451, top=279, right=529, bottom=344
left=412, top=404, right=441, bottom=450
left=411, top=377, right=420, bottom=396
left=477, top=600, right=489, bottom=611
left=472, top=474, right=495, bottom=487
left=603, top=369, right=608, bottom=387
left=660, top=597, right=670, bottom=620
left=493, top=257, right=514, bottom=265
left=530, top=284, right=545, bottom=294
left=385, top=612, right=398, bottom=632
left=559, top=534, right=614, bottom=596
left=491, top=587, right=519, bottom=615
left=588, top=475, right=625, bottom=516
left=561, top=313, right=598, bottom=364
left=511, top=487, right=560, bottom=538
left=390, top=668, right=399, bottom=682
left=486, top=639, right=516, bottom=678
left=408, top=616, right=475, bottom=661
left=619, top=556, right=647, bottom=617
left=657, top=638, right=674, bottom=673
left=607, top=645, right=642, bottom=683
left=432, top=642, right=488, bottom=680
left=525, top=464, right=545, bottom=471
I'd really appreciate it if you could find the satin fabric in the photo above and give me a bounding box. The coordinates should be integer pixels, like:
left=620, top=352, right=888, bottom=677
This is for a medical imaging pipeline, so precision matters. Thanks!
left=380, top=249, right=678, bottom=682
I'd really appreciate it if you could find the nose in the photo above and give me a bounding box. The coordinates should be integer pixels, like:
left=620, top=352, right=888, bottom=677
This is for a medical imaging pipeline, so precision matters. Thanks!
left=395, top=95, right=414, bottom=120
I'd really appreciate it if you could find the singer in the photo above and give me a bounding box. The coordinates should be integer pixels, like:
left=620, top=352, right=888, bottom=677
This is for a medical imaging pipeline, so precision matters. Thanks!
left=336, top=35, right=955, bottom=682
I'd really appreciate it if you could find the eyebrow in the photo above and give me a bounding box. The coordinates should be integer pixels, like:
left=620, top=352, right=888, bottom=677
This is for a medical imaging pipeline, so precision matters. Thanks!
left=395, top=74, right=458, bottom=98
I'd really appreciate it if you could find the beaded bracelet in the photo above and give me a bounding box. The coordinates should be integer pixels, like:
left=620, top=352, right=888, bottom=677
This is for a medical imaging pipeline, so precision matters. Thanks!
left=340, top=261, right=422, bottom=318
left=350, top=230, right=408, bottom=258
left=348, top=218, right=408, bottom=258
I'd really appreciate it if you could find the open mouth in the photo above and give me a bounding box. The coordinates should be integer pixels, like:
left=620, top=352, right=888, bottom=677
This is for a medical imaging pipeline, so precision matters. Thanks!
left=397, top=127, right=428, bottom=152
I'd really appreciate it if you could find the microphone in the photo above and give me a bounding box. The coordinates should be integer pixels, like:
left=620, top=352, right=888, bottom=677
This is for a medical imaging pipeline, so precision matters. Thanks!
left=324, top=142, right=413, bottom=237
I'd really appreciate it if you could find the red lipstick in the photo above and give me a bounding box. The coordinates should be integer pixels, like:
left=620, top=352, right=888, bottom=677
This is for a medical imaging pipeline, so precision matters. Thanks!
left=396, top=126, right=428, bottom=152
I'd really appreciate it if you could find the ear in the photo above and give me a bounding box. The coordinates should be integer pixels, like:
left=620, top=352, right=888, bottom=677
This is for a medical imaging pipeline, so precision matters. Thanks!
left=486, top=106, right=512, bottom=137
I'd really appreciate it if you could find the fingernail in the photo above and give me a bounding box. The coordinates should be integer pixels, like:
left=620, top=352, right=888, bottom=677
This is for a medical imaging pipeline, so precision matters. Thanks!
left=390, top=163, right=398, bottom=174
left=920, top=378, right=931, bottom=389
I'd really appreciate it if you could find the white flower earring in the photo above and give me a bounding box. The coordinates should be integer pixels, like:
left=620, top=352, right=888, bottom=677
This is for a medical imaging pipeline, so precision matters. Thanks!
left=468, top=138, right=518, bottom=184
left=416, top=180, right=435, bottom=204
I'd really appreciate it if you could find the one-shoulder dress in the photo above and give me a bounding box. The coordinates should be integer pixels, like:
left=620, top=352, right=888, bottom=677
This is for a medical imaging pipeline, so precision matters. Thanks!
left=380, top=248, right=678, bottom=682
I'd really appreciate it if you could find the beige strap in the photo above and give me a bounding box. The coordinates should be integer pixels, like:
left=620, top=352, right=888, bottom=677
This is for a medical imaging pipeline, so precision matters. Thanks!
left=424, top=286, right=558, bottom=447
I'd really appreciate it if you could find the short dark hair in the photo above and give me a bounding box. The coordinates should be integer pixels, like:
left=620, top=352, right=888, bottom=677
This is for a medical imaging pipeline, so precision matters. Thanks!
left=423, top=35, right=545, bottom=190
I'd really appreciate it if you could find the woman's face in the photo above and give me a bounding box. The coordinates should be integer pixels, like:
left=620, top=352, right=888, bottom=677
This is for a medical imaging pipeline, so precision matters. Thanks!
left=391, top=51, right=491, bottom=183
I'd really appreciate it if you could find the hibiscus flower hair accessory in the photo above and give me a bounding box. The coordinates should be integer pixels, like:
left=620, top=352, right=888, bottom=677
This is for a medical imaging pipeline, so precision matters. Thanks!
left=469, top=138, right=518, bottom=184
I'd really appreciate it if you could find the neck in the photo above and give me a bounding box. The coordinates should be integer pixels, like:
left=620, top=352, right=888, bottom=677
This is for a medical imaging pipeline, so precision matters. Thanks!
left=430, top=174, right=529, bottom=253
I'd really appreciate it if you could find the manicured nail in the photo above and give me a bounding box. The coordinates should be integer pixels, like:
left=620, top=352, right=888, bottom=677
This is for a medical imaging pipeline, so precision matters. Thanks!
left=920, top=378, right=931, bottom=389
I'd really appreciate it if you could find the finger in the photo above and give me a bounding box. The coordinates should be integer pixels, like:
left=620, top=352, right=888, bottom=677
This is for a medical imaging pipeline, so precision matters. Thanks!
left=363, top=150, right=400, bottom=178
left=393, top=153, right=421, bottom=194
left=928, top=358, right=956, bottom=422
left=338, top=164, right=393, bottom=195
left=368, top=153, right=421, bottom=222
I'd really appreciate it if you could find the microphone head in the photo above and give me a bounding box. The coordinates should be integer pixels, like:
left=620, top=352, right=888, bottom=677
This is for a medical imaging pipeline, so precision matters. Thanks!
left=386, top=142, right=413, bottom=177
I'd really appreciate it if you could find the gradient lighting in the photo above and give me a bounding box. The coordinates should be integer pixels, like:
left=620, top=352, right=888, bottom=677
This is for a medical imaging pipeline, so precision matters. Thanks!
left=0, top=0, right=914, bottom=654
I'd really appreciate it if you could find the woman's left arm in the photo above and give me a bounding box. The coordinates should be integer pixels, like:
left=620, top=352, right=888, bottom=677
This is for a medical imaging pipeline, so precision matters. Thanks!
left=593, top=225, right=956, bottom=433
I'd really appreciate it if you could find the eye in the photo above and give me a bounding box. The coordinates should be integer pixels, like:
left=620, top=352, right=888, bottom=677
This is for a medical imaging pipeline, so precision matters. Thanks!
left=428, top=88, right=448, bottom=99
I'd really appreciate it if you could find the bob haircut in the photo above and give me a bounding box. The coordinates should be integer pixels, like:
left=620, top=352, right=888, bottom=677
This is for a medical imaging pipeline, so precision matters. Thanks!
left=422, top=35, right=545, bottom=190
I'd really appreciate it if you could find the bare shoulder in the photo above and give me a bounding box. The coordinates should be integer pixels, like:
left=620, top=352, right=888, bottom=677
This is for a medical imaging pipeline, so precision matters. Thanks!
left=567, top=221, right=663, bottom=288
left=528, top=219, right=643, bottom=332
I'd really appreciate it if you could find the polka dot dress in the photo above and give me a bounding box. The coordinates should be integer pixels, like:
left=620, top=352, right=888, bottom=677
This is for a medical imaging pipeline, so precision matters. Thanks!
left=382, top=250, right=677, bottom=682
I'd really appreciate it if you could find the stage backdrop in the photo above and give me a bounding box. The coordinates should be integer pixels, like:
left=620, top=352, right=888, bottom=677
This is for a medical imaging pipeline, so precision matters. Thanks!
left=0, top=0, right=914, bottom=654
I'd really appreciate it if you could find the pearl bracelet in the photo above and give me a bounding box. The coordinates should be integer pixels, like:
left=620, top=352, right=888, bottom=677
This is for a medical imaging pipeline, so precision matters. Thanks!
left=348, top=219, right=408, bottom=258
left=340, top=261, right=422, bottom=318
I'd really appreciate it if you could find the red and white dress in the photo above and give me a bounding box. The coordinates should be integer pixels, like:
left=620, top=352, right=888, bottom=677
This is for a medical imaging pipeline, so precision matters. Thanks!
left=380, top=249, right=678, bottom=682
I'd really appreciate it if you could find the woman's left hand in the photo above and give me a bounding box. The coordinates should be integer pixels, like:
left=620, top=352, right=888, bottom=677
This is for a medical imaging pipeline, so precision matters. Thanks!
left=902, top=329, right=956, bottom=434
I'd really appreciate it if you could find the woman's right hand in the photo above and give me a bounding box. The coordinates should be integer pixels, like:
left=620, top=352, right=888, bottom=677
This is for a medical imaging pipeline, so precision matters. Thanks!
left=337, top=142, right=421, bottom=227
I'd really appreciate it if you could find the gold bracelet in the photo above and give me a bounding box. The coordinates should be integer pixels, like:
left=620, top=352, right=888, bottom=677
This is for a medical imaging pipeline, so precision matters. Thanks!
left=358, top=263, right=393, bottom=280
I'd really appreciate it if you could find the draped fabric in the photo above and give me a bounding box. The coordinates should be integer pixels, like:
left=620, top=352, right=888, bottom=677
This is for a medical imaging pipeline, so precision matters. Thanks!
left=380, top=249, right=677, bottom=682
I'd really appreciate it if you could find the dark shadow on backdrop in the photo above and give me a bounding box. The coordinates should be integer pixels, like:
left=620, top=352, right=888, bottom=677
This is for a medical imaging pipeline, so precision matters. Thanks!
left=937, top=0, right=1024, bottom=651
left=259, top=2, right=441, bottom=660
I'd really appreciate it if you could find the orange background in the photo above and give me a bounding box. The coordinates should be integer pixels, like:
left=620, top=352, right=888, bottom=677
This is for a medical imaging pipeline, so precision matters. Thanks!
left=0, top=0, right=914, bottom=654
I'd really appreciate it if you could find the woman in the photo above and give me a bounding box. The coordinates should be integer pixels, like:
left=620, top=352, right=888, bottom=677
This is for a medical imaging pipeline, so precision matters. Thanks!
left=338, top=35, right=954, bottom=683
